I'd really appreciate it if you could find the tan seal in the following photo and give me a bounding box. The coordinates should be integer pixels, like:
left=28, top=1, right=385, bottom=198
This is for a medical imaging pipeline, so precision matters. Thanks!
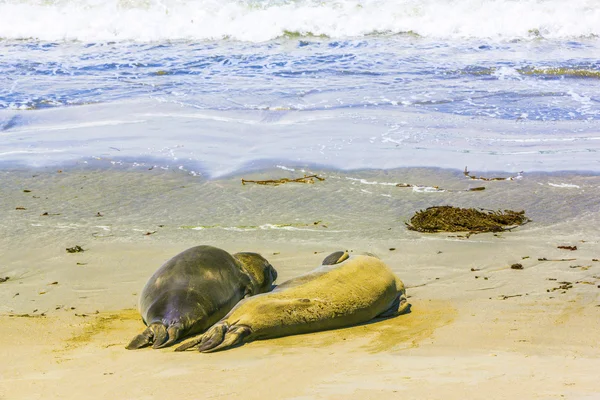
left=176, top=251, right=410, bottom=352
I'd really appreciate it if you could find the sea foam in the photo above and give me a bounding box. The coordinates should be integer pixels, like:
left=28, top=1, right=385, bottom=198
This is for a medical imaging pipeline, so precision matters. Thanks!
left=0, top=0, right=599, bottom=42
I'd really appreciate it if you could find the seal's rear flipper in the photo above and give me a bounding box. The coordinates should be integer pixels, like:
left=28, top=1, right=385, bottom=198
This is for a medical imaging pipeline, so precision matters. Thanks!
left=322, top=251, right=349, bottom=265
left=197, top=323, right=251, bottom=353
left=174, top=336, right=203, bottom=352
left=126, top=328, right=153, bottom=350
left=150, top=323, right=169, bottom=349
left=126, top=322, right=167, bottom=350
left=154, top=324, right=182, bottom=349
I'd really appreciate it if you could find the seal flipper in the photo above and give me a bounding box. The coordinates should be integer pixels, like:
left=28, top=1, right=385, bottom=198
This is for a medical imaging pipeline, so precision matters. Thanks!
left=197, top=323, right=251, bottom=353
left=150, top=323, right=169, bottom=349
left=154, top=324, right=183, bottom=349
left=175, top=323, right=227, bottom=352
left=126, top=322, right=167, bottom=350
left=126, top=327, right=154, bottom=350
left=321, top=251, right=349, bottom=265
left=174, top=335, right=203, bottom=352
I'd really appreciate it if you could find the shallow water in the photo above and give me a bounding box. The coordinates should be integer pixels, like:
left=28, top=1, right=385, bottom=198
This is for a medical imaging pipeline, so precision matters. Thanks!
left=2, top=166, right=599, bottom=247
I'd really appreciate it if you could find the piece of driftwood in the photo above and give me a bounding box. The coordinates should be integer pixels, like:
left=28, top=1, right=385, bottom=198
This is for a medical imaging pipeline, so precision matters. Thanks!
left=241, top=174, right=325, bottom=186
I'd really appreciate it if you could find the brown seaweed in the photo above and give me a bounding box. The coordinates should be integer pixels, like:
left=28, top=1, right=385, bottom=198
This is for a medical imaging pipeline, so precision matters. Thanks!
left=499, top=294, right=523, bottom=300
left=406, top=206, right=529, bottom=234
left=66, top=245, right=85, bottom=253
left=547, top=282, right=573, bottom=293
left=557, top=245, right=577, bottom=251
left=242, top=174, right=325, bottom=186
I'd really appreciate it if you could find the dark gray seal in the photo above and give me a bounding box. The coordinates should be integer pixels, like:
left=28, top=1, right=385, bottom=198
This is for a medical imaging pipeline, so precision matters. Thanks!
left=126, top=245, right=277, bottom=349
left=176, top=251, right=409, bottom=352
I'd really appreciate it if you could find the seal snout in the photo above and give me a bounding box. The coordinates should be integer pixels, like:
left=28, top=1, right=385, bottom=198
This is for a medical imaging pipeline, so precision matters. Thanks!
left=397, top=294, right=411, bottom=315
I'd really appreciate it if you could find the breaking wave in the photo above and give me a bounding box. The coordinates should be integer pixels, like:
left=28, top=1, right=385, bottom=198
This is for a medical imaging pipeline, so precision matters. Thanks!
left=1, top=0, right=599, bottom=42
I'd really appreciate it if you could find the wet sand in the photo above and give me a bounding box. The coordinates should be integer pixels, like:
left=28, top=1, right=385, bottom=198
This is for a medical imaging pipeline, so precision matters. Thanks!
left=1, top=167, right=599, bottom=399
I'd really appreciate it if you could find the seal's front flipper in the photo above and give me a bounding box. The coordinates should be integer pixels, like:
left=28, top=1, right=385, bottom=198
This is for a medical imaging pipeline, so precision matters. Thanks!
left=321, top=251, right=349, bottom=265
left=126, top=322, right=167, bottom=350
left=198, top=323, right=251, bottom=353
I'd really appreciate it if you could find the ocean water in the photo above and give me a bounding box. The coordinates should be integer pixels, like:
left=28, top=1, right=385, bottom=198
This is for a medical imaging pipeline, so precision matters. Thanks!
left=1, top=0, right=600, bottom=176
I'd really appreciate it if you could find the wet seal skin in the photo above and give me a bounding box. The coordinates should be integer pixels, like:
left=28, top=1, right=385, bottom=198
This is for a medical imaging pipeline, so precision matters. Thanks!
left=176, top=251, right=409, bottom=353
left=126, top=245, right=277, bottom=349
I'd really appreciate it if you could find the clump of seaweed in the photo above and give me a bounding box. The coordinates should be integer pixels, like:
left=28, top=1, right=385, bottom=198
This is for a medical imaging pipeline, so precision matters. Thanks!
left=406, top=206, right=529, bottom=234
left=66, top=245, right=85, bottom=253
left=241, top=174, right=324, bottom=186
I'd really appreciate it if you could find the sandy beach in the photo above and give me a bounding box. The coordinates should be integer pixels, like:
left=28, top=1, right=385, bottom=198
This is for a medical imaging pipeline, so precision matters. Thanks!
left=3, top=0, right=600, bottom=396
left=1, top=167, right=599, bottom=399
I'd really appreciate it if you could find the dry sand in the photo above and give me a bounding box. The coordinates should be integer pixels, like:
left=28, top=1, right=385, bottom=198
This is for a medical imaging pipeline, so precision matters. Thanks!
left=1, top=168, right=600, bottom=399
left=1, top=234, right=599, bottom=400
